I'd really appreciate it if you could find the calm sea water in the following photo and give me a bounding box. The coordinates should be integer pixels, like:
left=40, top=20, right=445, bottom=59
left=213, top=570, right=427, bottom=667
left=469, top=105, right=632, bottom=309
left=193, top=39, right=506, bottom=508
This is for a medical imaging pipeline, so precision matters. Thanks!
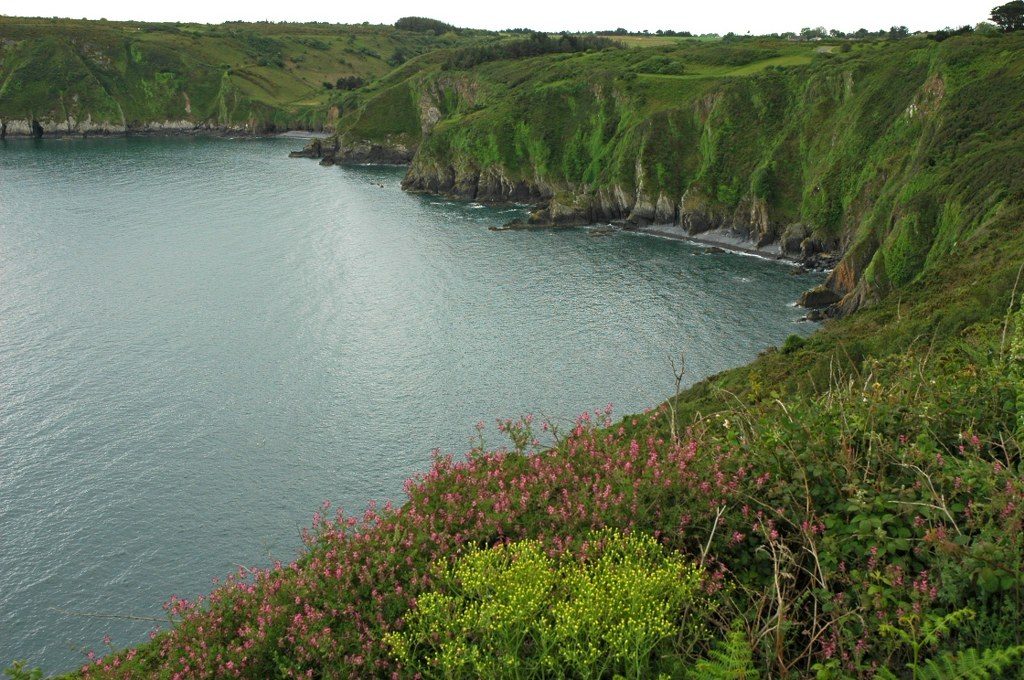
left=0, top=136, right=819, bottom=672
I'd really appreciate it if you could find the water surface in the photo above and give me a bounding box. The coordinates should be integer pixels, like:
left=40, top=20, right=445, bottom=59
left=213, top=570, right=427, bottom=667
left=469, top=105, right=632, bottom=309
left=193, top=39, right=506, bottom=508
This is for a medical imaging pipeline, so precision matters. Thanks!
left=0, top=137, right=818, bottom=672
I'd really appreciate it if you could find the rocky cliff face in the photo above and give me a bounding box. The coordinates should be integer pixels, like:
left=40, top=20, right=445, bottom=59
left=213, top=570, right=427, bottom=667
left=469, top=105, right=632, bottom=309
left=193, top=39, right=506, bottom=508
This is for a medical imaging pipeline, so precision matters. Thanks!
left=291, top=136, right=415, bottom=165
left=400, top=162, right=552, bottom=203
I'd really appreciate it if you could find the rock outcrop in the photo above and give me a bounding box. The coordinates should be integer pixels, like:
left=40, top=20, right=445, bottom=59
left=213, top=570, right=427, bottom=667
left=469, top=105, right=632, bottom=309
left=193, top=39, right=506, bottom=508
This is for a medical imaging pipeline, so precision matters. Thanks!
left=292, top=136, right=414, bottom=166
left=798, top=285, right=842, bottom=309
left=401, top=163, right=551, bottom=204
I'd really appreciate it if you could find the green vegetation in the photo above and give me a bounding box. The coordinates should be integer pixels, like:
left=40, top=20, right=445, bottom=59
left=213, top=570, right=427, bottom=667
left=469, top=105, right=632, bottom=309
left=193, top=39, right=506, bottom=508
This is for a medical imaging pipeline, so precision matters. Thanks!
left=0, top=16, right=488, bottom=133
left=991, top=1, right=1024, bottom=31
left=333, top=30, right=1024, bottom=317
left=384, top=530, right=711, bottom=678
left=442, top=33, right=618, bottom=70
left=4, top=16, right=1024, bottom=680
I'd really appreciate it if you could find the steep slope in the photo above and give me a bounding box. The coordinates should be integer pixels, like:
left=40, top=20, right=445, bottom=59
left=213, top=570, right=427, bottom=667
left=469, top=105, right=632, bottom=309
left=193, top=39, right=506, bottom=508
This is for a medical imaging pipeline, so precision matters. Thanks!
left=318, top=33, right=1024, bottom=318
left=0, top=16, right=487, bottom=135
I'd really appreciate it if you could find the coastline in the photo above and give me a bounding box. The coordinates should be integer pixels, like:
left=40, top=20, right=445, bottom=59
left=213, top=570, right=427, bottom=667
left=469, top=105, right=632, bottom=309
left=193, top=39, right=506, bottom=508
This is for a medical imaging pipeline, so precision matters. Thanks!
left=492, top=219, right=820, bottom=269
left=0, top=125, right=331, bottom=141
left=628, top=224, right=791, bottom=263
left=293, top=148, right=838, bottom=288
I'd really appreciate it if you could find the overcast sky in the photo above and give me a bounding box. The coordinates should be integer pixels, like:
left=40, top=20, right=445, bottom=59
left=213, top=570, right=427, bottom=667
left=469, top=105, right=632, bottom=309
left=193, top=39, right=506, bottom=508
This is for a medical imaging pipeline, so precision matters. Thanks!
left=3, top=0, right=999, bottom=34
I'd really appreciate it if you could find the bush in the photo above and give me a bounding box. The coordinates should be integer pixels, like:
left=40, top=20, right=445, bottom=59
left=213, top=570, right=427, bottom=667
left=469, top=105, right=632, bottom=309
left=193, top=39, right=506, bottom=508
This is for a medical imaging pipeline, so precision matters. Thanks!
left=443, top=33, right=617, bottom=70
left=781, top=334, right=806, bottom=354
left=929, top=25, right=974, bottom=42
left=335, top=75, right=365, bottom=90
left=383, top=530, right=712, bottom=678
left=2, top=662, right=42, bottom=680
left=394, top=17, right=457, bottom=35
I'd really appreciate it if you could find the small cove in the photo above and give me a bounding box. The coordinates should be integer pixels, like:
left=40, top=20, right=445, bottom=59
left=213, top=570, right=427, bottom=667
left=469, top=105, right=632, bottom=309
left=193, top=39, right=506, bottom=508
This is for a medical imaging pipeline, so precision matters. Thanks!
left=0, top=136, right=820, bottom=672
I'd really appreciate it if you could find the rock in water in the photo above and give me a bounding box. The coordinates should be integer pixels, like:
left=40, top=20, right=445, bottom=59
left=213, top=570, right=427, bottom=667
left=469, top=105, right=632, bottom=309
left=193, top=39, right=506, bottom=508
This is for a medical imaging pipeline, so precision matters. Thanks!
left=798, top=284, right=842, bottom=309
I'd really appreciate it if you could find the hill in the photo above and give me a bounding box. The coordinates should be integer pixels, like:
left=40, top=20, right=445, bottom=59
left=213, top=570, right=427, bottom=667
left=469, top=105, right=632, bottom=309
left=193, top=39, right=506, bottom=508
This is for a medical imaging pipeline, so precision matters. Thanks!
left=313, top=31, right=1024, bottom=322
left=0, top=16, right=489, bottom=135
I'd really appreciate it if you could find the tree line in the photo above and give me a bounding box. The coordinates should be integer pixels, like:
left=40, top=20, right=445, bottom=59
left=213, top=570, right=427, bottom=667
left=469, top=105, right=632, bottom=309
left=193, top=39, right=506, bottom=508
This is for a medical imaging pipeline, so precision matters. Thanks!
left=443, top=32, right=617, bottom=70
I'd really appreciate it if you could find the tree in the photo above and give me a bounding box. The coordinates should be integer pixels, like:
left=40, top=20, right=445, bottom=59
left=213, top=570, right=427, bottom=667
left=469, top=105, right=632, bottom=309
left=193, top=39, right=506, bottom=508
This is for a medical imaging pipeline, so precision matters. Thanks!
left=388, top=48, right=408, bottom=67
left=335, top=75, right=365, bottom=91
left=888, top=25, right=910, bottom=39
left=800, top=26, right=828, bottom=40
left=394, top=16, right=457, bottom=35
left=991, top=1, right=1024, bottom=31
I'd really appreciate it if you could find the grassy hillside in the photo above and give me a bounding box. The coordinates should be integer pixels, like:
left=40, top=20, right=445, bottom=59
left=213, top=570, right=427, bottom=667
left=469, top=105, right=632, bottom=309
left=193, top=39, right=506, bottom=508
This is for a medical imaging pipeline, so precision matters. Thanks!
left=0, top=16, right=488, bottom=134
left=324, top=32, right=1024, bottom=319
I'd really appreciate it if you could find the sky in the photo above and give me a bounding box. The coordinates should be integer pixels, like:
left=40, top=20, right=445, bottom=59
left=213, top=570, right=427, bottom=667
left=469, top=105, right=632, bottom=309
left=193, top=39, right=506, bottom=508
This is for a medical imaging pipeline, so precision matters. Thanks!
left=1, top=0, right=999, bottom=34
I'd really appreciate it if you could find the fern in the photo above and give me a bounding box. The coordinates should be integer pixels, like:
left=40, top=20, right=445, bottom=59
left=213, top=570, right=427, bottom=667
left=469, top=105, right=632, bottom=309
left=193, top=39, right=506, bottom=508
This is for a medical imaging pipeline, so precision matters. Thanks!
left=691, top=624, right=759, bottom=680
left=914, top=645, right=1024, bottom=680
left=1011, top=293, right=1024, bottom=437
left=2, top=662, right=43, bottom=680
left=875, top=608, right=1024, bottom=680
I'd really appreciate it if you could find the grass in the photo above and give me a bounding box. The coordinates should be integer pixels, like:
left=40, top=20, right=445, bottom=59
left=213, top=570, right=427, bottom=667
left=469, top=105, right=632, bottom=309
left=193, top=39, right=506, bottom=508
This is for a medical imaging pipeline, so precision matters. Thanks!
left=611, top=35, right=693, bottom=48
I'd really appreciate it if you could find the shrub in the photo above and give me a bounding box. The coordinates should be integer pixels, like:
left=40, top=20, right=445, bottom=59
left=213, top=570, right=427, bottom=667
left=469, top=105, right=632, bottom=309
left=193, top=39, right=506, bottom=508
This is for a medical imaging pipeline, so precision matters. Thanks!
left=383, top=529, right=713, bottom=678
left=781, top=334, right=806, bottom=354
left=443, top=33, right=617, bottom=70
left=2, top=662, right=42, bottom=680
left=394, top=17, right=458, bottom=35
left=335, top=75, right=365, bottom=90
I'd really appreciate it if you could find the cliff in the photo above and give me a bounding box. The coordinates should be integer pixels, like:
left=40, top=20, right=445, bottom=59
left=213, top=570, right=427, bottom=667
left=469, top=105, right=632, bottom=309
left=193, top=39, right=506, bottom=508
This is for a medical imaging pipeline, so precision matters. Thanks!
left=315, top=33, right=1024, bottom=318
left=0, top=17, right=488, bottom=136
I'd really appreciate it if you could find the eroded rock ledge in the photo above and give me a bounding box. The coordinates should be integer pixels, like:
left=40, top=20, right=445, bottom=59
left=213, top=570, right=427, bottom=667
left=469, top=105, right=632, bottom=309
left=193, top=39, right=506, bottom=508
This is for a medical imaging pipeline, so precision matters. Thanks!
left=290, top=137, right=414, bottom=166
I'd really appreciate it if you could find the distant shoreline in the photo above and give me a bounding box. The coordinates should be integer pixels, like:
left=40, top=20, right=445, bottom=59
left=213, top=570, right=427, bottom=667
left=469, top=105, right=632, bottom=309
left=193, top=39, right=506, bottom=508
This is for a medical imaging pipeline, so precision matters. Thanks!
left=0, top=127, right=330, bottom=141
left=628, top=224, right=793, bottom=263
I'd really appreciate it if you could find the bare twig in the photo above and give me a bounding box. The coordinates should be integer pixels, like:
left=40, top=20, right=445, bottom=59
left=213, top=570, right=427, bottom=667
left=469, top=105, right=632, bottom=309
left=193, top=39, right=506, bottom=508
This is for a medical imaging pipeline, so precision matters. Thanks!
left=1000, top=260, right=1024, bottom=360
left=700, top=505, right=726, bottom=567
left=669, top=352, right=686, bottom=443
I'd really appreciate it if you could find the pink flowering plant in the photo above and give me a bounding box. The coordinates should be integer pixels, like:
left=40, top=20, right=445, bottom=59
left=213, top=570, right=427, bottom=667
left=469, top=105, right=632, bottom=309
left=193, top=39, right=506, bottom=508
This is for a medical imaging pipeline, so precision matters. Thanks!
left=49, top=311, right=1024, bottom=678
